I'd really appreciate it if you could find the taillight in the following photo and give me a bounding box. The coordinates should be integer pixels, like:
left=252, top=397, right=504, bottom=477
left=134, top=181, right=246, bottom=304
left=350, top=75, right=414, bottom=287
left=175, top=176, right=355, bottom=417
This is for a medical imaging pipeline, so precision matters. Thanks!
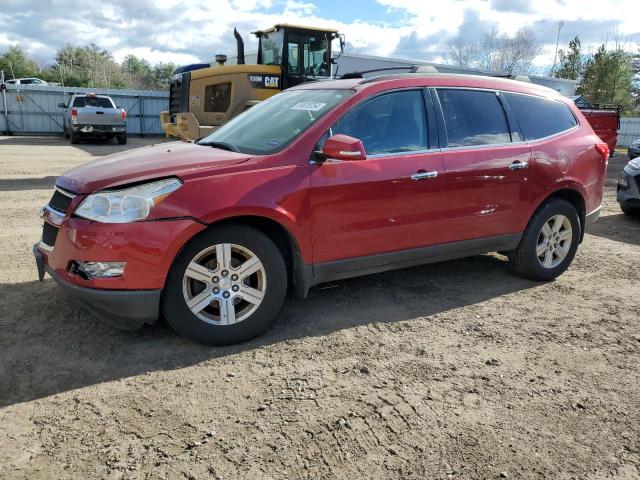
left=121, top=109, right=127, bottom=121
left=595, top=143, right=609, bottom=158
left=71, top=107, right=77, bottom=121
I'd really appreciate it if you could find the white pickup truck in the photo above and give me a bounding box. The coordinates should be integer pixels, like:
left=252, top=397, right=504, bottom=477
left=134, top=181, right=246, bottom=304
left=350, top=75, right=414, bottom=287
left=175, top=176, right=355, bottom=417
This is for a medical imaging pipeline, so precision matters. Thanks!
left=58, top=93, right=127, bottom=144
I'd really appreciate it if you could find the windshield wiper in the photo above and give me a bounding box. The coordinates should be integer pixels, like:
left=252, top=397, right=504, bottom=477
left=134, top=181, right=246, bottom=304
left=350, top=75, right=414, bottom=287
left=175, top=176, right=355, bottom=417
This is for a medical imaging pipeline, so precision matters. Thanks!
left=197, top=140, right=240, bottom=152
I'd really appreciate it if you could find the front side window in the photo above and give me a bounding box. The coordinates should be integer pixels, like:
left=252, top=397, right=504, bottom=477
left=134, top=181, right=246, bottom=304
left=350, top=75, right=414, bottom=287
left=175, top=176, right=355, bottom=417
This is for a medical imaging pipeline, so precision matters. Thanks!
left=332, top=90, right=429, bottom=155
left=199, top=88, right=352, bottom=155
left=259, top=30, right=284, bottom=66
left=437, top=89, right=512, bottom=147
left=504, top=93, right=577, bottom=141
left=205, top=83, right=231, bottom=113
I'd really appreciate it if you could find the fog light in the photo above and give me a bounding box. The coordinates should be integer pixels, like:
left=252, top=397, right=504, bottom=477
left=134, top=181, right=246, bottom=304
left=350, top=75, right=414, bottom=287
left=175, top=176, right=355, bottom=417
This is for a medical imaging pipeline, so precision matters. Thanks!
left=74, top=261, right=126, bottom=279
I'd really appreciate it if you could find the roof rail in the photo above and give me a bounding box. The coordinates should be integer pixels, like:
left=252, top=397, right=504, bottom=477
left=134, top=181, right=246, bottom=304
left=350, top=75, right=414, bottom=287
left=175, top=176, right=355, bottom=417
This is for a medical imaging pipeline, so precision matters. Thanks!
left=340, top=65, right=419, bottom=79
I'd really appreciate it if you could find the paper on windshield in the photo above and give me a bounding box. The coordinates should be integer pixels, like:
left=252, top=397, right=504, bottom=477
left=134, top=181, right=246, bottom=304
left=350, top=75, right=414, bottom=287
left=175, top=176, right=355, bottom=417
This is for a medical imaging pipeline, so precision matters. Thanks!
left=290, top=102, right=327, bottom=111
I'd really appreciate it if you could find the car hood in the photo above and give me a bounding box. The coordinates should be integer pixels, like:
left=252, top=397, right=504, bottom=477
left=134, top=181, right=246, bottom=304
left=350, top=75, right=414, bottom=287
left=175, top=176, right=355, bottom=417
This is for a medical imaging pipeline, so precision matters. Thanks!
left=56, top=141, right=251, bottom=194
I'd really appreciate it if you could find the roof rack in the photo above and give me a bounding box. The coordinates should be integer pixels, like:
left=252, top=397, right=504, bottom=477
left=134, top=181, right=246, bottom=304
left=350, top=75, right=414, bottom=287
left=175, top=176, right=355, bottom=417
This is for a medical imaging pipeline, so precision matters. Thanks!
left=340, top=65, right=438, bottom=81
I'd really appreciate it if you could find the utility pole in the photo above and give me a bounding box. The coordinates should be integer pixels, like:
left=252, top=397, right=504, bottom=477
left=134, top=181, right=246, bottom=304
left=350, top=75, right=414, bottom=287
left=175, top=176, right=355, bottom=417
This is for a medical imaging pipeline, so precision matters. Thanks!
left=551, top=21, right=565, bottom=75
left=1, top=70, right=11, bottom=135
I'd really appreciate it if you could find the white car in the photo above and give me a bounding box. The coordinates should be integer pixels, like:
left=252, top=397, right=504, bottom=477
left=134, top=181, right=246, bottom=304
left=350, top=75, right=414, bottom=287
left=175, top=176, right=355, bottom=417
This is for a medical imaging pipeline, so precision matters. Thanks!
left=5, top=78, right=49, bottom=85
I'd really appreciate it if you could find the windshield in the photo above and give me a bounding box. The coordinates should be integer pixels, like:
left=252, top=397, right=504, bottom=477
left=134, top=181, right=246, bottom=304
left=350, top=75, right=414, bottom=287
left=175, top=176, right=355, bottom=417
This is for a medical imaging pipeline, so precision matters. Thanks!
left=199, top=89, right=352, bottom=155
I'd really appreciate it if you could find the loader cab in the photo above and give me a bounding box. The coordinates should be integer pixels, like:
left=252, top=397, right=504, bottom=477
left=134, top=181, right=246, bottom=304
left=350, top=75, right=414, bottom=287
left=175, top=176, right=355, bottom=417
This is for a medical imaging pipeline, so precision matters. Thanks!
left=253, top=24, right=341, bottom=88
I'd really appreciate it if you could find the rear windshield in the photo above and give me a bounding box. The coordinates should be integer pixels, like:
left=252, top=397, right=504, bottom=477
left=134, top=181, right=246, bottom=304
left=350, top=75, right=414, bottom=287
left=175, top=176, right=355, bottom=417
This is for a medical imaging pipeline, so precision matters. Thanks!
left=199, top=89, right=353, bottom=155
left=73, top=96, right=114, bottom=108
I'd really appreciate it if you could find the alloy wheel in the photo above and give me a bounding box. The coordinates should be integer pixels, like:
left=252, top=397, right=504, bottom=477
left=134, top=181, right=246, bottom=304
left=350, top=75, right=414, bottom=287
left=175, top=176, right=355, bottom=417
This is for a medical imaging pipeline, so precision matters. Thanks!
left=536, top=214, right=572, bottom=269
left=182, top=243, right=266, bottom=325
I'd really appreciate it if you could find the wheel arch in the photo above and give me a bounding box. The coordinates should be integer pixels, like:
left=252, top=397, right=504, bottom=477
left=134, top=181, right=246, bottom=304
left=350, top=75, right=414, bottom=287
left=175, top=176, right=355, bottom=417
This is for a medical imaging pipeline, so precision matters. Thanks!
left=533, top=186, right=587, bottom=242
left=205, top=215, right=312, bottom=298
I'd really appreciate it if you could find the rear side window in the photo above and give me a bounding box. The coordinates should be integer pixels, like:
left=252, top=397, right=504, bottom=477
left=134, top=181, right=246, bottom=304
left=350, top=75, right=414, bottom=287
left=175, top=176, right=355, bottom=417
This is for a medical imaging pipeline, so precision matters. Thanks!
left=332, top=90, right=429, bottom=155
left=73, top=96, right=114, bottom=108
left=503, top=93, right=577, bottom=140
left=437, top=89, right=512, bottom=147
left=205, top=83, right=231, bottom=113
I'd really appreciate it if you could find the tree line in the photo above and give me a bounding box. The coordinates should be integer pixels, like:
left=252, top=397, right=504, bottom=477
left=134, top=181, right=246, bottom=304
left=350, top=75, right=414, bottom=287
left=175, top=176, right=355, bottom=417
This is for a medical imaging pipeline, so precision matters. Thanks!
left=0, top=44, right=176, bottom=91
left=448, top=28, right=639, bottom=115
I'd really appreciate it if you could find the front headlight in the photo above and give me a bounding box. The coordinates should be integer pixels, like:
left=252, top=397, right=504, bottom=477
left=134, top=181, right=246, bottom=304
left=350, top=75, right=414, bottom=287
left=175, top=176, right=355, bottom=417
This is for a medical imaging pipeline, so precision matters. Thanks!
left=75, top=178, right=182, bottom=223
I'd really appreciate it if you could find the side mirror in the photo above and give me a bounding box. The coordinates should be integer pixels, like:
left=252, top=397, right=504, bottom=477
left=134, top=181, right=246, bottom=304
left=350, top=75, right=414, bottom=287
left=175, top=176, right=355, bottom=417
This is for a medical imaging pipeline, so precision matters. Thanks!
left=322, top=134, right=366, bottom=161
left=58, top=102, right=66, bottom=108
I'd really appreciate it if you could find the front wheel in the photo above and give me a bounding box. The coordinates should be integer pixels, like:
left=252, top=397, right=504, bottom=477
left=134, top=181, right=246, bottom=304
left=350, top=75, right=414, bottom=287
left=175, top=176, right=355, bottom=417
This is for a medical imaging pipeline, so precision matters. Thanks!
left=510, top=198, right=580, bottom=281
left=162, top=225, right=287, bottom=345
left=621, top=204, right=640, bottom=217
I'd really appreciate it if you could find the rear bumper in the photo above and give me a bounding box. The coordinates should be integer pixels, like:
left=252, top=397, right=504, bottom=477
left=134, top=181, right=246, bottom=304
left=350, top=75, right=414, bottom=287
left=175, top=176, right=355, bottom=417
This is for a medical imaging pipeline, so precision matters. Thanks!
left=34, top=244, right=160, bottom=330
left=72, top=124, right=126, bottom=135
left=585, top=205, right=601, bottom=229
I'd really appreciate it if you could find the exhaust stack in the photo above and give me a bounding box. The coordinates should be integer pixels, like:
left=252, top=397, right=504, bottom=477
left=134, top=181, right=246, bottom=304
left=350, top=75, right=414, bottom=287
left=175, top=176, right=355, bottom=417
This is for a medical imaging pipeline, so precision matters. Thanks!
left=234, top=28, right=245, bottom=65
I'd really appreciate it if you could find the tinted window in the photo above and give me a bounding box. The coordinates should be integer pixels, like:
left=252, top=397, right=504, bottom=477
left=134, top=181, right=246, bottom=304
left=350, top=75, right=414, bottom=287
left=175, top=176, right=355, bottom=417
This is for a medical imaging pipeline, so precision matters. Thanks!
left=205, top=83, right=231, bottom=112
left=73, top=96, right=113, bottom=108
left=332, top=90, right=429, bottom=155
left=438, top=89, right=512, bottom=147
left=504, top=93, right=577, bottom=140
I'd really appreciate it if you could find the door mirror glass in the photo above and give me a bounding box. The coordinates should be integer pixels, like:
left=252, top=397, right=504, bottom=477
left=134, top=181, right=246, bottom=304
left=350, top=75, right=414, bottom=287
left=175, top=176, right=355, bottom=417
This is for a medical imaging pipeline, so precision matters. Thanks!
left=322, top=134, right=366, bottom=161
left=57, top=102, right=66, bottom=108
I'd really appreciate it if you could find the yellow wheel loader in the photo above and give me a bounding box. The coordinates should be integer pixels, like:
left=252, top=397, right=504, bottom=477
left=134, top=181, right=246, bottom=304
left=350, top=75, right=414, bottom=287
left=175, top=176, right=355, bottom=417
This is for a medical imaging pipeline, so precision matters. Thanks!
left=161, top=24, right=343, bottom=140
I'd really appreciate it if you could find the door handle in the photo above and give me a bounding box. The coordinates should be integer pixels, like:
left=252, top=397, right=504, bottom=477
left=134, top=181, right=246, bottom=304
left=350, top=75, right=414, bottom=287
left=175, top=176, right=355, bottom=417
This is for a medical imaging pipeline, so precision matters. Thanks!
left=411, top=171, right=438, bottom=181
left=508, top=161, right=528, bottom=170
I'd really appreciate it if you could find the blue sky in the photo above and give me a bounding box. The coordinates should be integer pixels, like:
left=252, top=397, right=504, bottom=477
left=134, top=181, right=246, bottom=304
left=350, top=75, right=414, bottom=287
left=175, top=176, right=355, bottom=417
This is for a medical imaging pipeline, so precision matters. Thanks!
left=0, top=0, right=638, bottom=69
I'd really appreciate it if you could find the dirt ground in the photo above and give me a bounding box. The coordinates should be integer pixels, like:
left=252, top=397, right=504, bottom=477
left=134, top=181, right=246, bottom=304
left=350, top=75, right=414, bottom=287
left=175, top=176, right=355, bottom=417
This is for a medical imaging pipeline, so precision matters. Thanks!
left=0, top=135, right=638, bottom=480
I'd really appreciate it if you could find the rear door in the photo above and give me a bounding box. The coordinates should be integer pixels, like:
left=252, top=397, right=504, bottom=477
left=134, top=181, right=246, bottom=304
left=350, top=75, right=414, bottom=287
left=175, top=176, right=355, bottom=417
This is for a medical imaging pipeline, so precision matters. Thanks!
left=434, top=88, right=533, bottom=244
left=309, top=88, right=446, bottom=264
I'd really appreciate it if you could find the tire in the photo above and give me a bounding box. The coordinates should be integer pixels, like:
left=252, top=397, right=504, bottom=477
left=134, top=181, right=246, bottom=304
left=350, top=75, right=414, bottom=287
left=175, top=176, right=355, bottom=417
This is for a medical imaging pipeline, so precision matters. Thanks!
left=621, top=204, right=640, bottom=217
left=70, top=129, right=79, bottom=144
left=64, top=127, right=70, bottom=139
left=117, top=134, right=127, bottom=145
left=510, top=198, right=580, bottom=281
left=162, top=225, right=287, bottom=346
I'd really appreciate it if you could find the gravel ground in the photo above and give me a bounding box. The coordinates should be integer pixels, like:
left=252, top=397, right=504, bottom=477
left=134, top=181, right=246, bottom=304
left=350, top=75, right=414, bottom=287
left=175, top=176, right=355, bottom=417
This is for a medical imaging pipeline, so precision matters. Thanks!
left=0, top=136, right=639, bottom=480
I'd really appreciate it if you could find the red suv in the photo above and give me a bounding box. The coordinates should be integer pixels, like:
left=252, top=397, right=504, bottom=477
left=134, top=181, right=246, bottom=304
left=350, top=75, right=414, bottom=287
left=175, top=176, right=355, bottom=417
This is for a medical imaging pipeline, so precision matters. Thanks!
left=34, top=74, right=608, bottom=345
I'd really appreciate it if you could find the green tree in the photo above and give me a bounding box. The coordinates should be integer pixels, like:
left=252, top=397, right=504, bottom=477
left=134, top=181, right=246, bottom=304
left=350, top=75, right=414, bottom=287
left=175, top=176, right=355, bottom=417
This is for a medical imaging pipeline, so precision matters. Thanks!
left=554, top=36, right=583, bottom=80
left=0, top=45, right=39, bottom=79
left=578, top=44, right=635, bottom=114
left=121, top=54, right=153, bottom=89
left=153, top=62, right=177, bottom=89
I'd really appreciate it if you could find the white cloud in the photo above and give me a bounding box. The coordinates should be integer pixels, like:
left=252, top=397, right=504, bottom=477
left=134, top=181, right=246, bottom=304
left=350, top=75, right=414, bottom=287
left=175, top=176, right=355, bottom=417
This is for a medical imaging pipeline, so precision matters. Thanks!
left=0, top=0, right=637, bottom=70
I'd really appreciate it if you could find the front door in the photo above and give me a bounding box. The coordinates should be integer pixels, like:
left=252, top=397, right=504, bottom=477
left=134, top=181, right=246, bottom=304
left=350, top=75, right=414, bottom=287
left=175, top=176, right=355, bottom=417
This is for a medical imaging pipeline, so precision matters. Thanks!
left=309, top=89, right=445, bottom=265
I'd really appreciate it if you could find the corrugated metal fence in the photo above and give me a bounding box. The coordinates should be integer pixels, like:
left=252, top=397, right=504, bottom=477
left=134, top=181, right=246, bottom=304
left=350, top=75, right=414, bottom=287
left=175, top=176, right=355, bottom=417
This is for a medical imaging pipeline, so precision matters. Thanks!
left=0, top=84, right=168, bottom=135
left=618, top=118, right=640, bottom=148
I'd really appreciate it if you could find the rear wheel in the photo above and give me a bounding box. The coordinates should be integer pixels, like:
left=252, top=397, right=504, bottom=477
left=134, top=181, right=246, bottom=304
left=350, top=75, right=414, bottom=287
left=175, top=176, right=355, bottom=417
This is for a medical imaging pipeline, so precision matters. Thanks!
left=510, top=198, right=580, bottom=281
left=162, top=225, right=287, bottom=345
left=70, top=129, right=79, bottom=144
left=117, top=134, right=127, bottom=145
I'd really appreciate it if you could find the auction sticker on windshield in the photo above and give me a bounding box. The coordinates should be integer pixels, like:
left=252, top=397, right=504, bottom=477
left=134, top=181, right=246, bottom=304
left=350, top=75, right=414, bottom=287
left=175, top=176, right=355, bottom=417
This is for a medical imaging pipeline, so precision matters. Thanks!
left=290, top=102, right=327, bottom=111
